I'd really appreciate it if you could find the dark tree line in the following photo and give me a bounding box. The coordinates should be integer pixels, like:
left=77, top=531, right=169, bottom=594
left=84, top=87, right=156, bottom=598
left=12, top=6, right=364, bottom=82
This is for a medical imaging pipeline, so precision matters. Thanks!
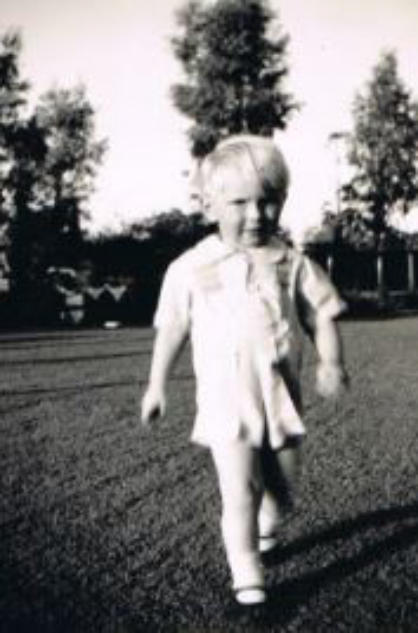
left=0, top=31, right=106, bottom=302
left=84, top=210, right=213, bottom=324
left=2, top=3, right=418, bottom=327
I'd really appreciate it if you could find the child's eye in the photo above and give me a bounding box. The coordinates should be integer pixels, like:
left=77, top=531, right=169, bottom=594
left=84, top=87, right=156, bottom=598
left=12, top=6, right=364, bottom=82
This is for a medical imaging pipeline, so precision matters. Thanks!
left=228, top=199, right=247, bottom=207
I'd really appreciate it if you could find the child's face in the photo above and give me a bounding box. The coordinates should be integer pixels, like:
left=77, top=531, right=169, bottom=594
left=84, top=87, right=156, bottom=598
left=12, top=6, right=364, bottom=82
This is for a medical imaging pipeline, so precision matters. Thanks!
left=208, top=164, right=282, bottom=249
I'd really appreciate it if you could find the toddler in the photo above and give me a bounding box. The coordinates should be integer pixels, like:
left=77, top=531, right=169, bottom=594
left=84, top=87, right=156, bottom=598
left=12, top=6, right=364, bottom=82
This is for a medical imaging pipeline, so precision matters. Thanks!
left=141, top=134, right=347, bottom=606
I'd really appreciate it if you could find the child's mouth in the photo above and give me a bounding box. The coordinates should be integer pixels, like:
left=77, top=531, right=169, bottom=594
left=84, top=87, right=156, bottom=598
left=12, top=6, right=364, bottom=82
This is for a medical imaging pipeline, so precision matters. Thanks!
left=244, top=223, right=271, bottom=236
left=243, top=228, right=269, bottom=245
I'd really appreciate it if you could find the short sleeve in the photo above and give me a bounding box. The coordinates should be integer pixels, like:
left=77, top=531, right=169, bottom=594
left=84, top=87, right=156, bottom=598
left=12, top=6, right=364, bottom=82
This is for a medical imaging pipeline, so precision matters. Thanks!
left=296, top=256, right=347, bottom=329
left=153, top=260, right=191, bottom=332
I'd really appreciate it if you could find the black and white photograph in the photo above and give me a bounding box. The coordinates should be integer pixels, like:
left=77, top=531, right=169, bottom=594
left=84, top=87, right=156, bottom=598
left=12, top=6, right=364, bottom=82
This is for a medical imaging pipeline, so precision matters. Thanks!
left=1, top=1, right=418, bottom=631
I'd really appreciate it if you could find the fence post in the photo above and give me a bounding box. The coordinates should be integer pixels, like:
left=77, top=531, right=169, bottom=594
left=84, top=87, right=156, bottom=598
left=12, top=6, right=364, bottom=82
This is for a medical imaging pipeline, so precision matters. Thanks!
left=407, top=250, right=415, bottom=293
left=377, top=249, right=386, bottom=306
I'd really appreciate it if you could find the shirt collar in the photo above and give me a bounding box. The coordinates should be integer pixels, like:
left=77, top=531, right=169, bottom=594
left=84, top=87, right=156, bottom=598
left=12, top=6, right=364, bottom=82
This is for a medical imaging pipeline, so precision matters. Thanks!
left=205, top=234, right=288, bottom=265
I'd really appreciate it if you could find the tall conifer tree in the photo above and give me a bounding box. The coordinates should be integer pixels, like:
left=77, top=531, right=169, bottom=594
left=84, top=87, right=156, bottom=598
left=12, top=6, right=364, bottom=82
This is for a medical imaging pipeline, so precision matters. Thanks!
left=171, top=0, right=296, bottom=157
left=344, top=51, right=418, bottom=233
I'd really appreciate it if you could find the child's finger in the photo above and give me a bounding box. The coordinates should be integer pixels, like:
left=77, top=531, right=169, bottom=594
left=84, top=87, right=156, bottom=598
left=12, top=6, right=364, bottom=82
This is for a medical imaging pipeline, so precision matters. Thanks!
left=148, top=405, right=161, bottom=421
left=141, top=402, right=163, bottom=427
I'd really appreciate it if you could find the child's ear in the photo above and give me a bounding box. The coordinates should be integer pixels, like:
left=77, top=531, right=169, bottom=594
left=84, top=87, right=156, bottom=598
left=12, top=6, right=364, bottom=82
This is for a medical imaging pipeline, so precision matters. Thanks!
left=188, top=161, right=205, bottom=214
left=189, top=192, right=203, bottom=214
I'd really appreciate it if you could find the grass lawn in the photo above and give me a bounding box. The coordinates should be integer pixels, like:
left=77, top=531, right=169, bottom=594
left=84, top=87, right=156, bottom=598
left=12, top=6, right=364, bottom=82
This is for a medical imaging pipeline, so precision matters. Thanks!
left=0, top=318, right=418, bottom=632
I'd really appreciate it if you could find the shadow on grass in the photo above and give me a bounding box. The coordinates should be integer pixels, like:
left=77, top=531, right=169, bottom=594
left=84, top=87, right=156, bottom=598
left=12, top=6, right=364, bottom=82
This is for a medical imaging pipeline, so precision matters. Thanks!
left=2, top=502, right=418, bottom=632
left=259, top=501, right=418, bottom=626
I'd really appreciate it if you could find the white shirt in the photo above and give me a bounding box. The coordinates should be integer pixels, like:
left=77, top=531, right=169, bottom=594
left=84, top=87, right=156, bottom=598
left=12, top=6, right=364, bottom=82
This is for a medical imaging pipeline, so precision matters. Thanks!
left=154, top=234, right=346, bottom=449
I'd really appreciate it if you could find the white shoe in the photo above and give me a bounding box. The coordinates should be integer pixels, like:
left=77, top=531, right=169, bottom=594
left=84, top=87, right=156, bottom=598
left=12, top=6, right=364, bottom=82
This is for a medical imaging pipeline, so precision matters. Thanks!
left=259, top=534, right=279, bottom=553
left=235, top=586, right=267, bottom=605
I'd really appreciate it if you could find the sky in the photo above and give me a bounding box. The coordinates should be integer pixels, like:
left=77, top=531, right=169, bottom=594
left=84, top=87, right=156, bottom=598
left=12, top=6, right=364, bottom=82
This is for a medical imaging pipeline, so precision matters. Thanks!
left=1, top=0, right=418, bottom=237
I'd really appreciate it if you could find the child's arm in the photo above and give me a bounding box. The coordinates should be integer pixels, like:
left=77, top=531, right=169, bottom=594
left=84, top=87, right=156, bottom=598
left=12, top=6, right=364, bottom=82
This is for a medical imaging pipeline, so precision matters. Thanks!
left=142, top=256, right=191, bottom=426
left=295, top=254, right=348, bottom=399
left=141, top=322, right=187, bottom=425
left=314, top=316, right=348, bottom=399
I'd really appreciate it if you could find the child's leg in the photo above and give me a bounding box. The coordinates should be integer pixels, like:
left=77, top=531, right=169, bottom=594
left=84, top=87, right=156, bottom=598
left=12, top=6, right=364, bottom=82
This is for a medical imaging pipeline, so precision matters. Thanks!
left=258, top=440, right=303, bottom=540
left=210, top=442, right=264, bottom=592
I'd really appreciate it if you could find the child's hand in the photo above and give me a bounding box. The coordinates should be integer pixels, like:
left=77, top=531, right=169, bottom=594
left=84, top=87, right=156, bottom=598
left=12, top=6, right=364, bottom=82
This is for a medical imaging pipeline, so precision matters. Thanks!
left=316, top=362, right=348, bottom=399
left=141, top=386, right=166, bottom=427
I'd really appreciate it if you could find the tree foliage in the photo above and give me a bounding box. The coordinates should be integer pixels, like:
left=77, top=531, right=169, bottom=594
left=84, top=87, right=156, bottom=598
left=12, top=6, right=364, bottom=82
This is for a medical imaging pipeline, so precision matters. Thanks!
left=0, top=31, right=30, bottom=225
left=34, top=85, right=107, bottom=232
left=7, top=116, right=48, bottom=293
left=127, top=208, right=213, bottom=277
left=0, top=30, right=107, bottom=295
left=171, top=0, right=296, bottom=156
left=321, top=208, right=384, bottom=251
left=0, top=31, right=47, bottom=293
left=343, top=51, right=418, bottom=234
left=89, top=209, right=212, bottom=280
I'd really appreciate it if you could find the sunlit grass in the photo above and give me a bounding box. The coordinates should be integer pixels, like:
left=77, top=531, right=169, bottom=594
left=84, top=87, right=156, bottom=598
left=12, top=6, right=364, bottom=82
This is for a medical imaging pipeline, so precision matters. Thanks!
left=1, top=319, right=418, bottom=632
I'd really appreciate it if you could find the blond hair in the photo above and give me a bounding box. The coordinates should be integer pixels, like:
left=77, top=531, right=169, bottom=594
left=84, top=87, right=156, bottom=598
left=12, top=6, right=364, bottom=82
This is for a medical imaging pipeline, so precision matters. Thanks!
left=197, top=134, right=290, bottom=211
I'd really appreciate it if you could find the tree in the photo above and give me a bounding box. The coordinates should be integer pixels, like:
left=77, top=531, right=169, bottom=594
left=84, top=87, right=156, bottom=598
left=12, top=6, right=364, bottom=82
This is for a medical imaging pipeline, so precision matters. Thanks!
left=7, top=82, right=106, bottom=295
left=171, top=0, right=297, bottom=156
left=33, top=85, right=107, bottom=260
left=0, top=30, right=30, bottom=226
left=0, top=34, right=107, bottom=323
left=7, top=115, right=48, bottom=294
left=128, top=208, right=213, bottom=278
left=343, top=51, right=418, bottom=235
left=321, top=207, right=380, bottom=251
left=0, top=31, right=46, bottom=295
